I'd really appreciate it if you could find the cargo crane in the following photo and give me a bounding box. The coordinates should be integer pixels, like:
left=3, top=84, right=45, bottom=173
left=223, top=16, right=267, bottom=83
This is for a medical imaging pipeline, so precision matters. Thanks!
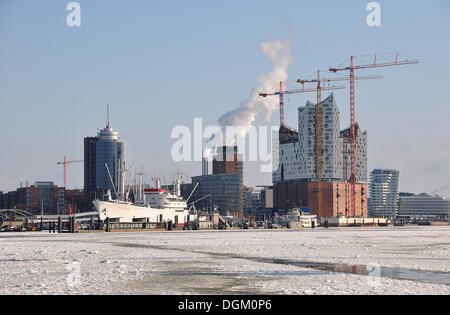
left=297, top=71, right=383, bottom=218
left=329, top=53, right=419, bottom=216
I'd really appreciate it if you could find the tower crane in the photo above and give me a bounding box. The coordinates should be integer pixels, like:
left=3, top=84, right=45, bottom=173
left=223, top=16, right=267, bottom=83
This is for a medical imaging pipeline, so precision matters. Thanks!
left=329, top=53, right=419, bottom=217
left=297, top=72, right=383, bottom=218
left=57, top=157, right=83, bottom=189
left=259, top=81, right=345, bottom=127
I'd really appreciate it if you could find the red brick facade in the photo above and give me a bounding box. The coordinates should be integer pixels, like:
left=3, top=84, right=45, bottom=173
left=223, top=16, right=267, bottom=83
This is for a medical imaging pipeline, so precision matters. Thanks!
left=273, top=181, right=368, bottom=218
left=212, top=146, right=239, bottom=175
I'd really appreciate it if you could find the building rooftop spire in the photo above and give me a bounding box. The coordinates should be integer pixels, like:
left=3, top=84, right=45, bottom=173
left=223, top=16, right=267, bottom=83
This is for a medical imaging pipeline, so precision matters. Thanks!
left=106, top=104, right=110, bottom=128
left=97, top=104, right=119, bottom=141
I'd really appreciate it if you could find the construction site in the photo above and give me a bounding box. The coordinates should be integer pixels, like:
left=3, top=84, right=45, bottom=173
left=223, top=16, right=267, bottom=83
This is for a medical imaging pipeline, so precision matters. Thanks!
left=264, top=54, right=419, bottom=220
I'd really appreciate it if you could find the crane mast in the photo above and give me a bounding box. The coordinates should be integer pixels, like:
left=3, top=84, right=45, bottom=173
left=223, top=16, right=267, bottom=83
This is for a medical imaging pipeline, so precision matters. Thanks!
left=316, top=71, right=323, bottom=218
left=330, top=53, right=419, bottom=217
left=57, top=157, right=83, bottom=215
left=349, top=57, right=356, bottom=217
left=57, top=157, right=83, bottom=188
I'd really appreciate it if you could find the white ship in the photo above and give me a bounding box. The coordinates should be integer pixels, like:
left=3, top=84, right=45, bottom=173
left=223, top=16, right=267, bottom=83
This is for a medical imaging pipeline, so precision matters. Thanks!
left=93, top=167, right=198, bottom=226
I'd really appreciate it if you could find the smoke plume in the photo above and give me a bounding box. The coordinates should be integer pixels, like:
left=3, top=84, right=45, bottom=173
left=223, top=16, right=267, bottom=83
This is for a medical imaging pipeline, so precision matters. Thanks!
left=218, top=40, right=292, bottom=137
left=204, top=40, right=293, bottom=158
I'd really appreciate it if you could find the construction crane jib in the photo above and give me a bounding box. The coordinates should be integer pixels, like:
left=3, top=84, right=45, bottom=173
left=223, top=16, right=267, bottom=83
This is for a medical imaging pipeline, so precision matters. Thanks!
left=329, top=53, right=419, bottom=217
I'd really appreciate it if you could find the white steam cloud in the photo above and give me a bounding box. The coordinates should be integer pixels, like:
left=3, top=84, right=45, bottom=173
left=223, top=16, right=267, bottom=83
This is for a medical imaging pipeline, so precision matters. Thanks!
left=203, top=40, right=293, bottom=158
left=218, top=40, right=292, bottom=135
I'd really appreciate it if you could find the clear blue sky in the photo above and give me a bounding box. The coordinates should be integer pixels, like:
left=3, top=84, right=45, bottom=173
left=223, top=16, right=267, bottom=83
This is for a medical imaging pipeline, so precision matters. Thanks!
left=0, top=0, right=449, bottom=196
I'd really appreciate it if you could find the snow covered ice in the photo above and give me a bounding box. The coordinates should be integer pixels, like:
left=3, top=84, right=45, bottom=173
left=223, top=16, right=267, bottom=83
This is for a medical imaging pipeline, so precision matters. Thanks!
left=0, top=226, right=449, bottom=295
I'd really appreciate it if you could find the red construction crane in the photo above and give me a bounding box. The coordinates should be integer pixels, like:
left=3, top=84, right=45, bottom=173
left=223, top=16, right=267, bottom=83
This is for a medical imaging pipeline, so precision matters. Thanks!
left=297, top=72, right=383, bottom=218
left=329, top=53, right=419, bottom=217
left=259, top=81, right=345, bottom=127
left=57, top=157, right=83, bottom=188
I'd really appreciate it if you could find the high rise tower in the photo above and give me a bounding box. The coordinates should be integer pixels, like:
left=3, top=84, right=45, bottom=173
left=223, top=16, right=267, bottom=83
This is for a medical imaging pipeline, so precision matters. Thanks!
left=84, top=106, right=124, bottom=210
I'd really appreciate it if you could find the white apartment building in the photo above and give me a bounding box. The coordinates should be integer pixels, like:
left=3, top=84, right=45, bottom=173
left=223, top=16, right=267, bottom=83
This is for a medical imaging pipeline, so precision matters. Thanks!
left=369, top=169, right=400, bottom=217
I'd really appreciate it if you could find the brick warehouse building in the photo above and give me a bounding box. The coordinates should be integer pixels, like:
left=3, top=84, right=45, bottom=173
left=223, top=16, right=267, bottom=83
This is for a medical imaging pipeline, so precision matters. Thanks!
left=2, top=182, right=66, bottom=215
left=212, top=146, right=240, bottom=174
left=273, top=182, right=367, bottom=217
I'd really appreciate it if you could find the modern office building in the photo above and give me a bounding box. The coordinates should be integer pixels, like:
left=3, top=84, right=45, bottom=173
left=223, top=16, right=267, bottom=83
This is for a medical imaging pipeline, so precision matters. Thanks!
left=191, top=173, right=244, bottom=216
left=35, top=181, right=65, bottom=215
left=95, top=121, right=124, bottom=194
left=398, top=193, right=450, bottom=219
left=272, top=93, right=368, bottom=217
left=84, top=136, right=98, bottom=210
left=84, top=109, right=124, bottom=210
left=190, top=146, right=244, bottom=217
left=368, top=169, right=400, bottom=217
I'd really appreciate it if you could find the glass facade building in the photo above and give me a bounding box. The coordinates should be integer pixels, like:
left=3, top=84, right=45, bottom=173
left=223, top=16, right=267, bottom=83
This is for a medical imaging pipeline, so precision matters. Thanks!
left=95, top=124, right=124, bottom=196
left=84, top=112, right=124, bottom=209
left=191, top=172, right=244, bottom=216
left=34, top=181, right=58, bottom=213
left=190, top=146, right=244, bottom=216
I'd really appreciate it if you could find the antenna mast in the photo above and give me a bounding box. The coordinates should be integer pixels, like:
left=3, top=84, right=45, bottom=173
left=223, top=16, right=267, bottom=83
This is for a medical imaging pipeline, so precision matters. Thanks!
left=106, top=104, right=110, bottom=128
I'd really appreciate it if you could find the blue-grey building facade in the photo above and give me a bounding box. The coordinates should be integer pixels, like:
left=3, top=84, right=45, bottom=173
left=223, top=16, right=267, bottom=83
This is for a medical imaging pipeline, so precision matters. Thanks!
left=84, top=115, right=124, bottom=209
left=95, top=125, right=124, bottom=194
left=398, top=193, right=450, bottom=219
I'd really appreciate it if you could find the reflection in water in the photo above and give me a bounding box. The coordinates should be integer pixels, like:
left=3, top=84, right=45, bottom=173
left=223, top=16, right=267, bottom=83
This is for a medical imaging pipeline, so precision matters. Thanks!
left=116, top=243, right=450, bottom=286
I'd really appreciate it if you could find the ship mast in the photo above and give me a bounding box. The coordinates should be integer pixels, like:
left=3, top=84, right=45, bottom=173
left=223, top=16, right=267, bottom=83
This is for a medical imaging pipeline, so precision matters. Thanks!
left=176, top=170, right=181, bottom=197
left=136, top=166, right=146, bottom=205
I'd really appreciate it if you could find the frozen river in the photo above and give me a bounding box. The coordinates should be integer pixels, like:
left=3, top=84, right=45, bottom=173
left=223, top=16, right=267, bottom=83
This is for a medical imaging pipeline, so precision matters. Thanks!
left=0, top=226, right=449, bottom=295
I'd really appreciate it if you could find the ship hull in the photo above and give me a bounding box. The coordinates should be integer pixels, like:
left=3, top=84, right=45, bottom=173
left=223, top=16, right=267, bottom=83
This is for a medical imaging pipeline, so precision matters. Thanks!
left=94, top=200, right=195, bottom=224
